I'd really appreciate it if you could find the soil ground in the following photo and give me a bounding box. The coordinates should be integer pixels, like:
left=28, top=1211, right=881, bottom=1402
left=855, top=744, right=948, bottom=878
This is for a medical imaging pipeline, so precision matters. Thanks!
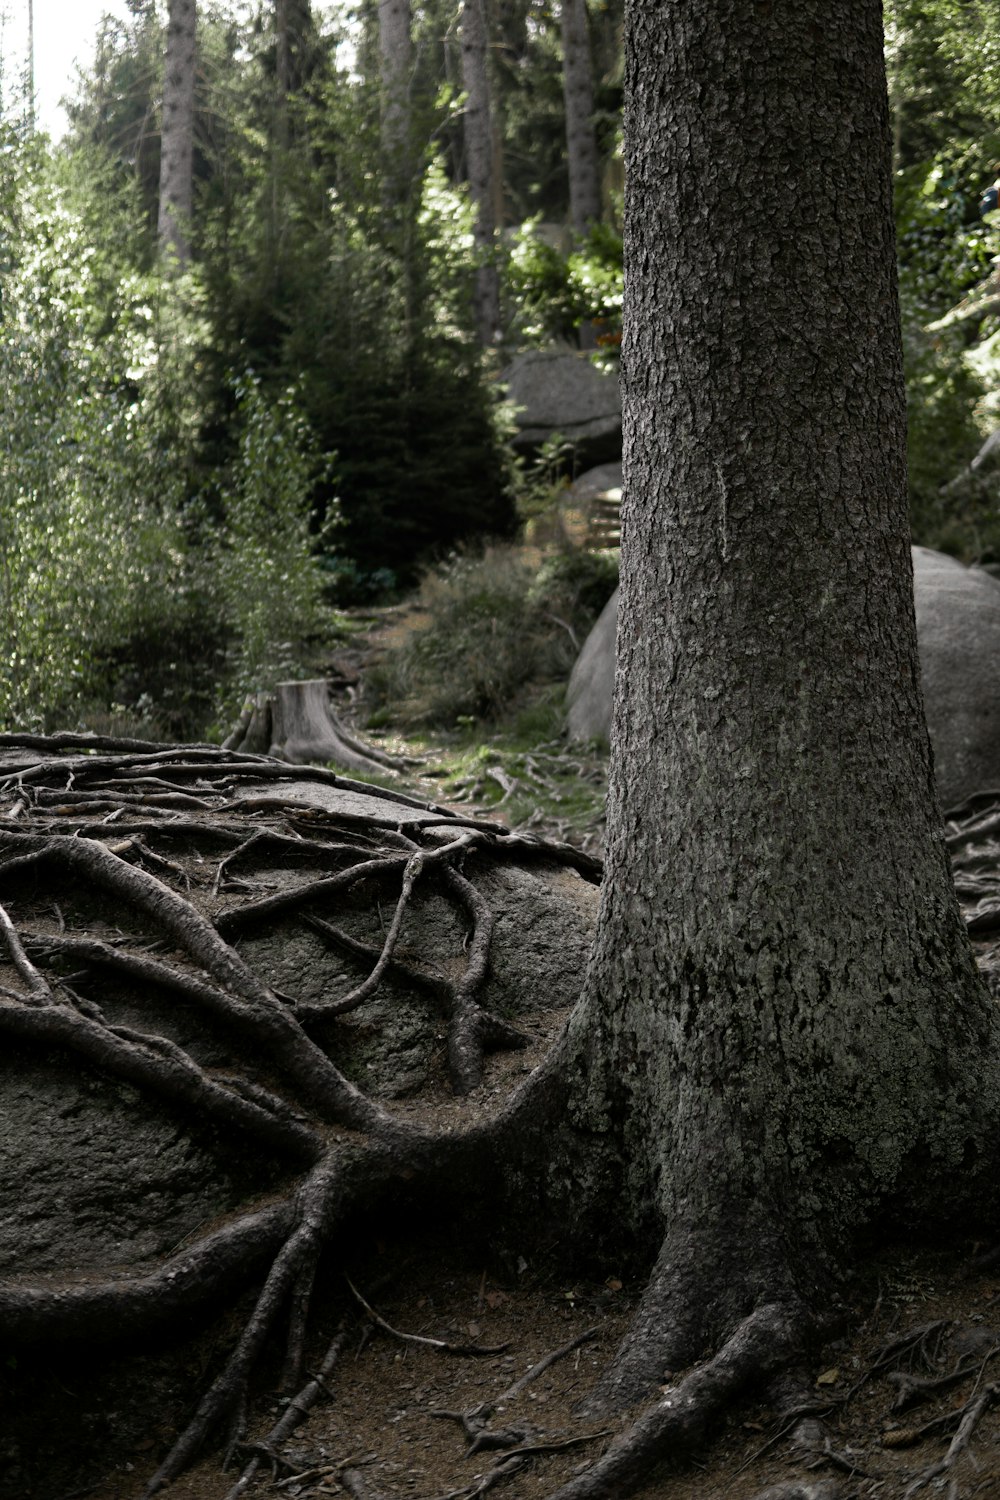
left=74, top=1237, right=1000, bottom=1500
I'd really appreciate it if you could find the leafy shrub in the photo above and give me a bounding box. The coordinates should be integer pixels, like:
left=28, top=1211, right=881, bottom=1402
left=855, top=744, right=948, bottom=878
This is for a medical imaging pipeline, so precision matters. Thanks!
left=895, top=155, right=994, bottom=322
left=895, top=154, right=1000, bottom=558
left=507, top=221, right=623, bottom=352
left=211, top=377, right=335, bottom=716
left=384, top=547, right=536, bottom=724
left=0, top=133, right=193, bottom=730
left=904, top=330, right=992, bottom=556
left=371, top=543, right=617, bottom=728
left=319, top=558, right=399, bottom=607
left=0, top=133, right=338, bottom=737
left=529, top=549, right=619, bottom=627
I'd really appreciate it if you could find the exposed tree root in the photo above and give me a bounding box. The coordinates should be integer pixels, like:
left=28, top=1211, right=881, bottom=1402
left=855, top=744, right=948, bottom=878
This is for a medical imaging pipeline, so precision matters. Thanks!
left=344, top=1276, right=511, bottom=1357
left=536, top=1301, right=811, bottom=1500
left=0, top=1201, right=295, bottom=1343
left=902, top=1382, right=1000, bottom=1498
left=433, top=1326, right=600, bottom=1454
left=0, top=736, right=603, bottom=1495
left=223, top=1314, right=353, bottom=1498
left=746, top=1482, right=844, bottom=1500
left=6, top=736, right=1000, bottom=1499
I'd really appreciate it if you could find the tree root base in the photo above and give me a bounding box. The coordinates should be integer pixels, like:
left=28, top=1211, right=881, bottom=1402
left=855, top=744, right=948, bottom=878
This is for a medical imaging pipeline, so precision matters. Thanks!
left=11, top=1235, right=1000, bottom=1500
left=7, top=740, right=1000, bottom=1500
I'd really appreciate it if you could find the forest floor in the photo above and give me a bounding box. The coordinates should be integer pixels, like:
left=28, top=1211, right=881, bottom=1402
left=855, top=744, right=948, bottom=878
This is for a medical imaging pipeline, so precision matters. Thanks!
left=23, top=612, right=1000, bottom=1500
left=321, top=602, right=609, bottom=857
left=79, top=1232, right=1000, bottom=1500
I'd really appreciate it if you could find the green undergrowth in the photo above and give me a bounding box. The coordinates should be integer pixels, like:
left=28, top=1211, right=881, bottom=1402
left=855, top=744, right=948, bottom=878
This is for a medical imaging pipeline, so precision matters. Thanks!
left=356, top=690, right=608, bottom=852
left=364, top=543, right=618, bottom=731
left=351, top=543, right=614, bottom=849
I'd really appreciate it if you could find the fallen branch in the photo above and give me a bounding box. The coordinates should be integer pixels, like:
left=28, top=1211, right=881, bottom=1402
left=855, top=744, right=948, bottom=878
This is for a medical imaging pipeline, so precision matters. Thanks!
left=345, top=1276, right=510, bottom=1357
left=902, top=1382, right=999, bottom=1498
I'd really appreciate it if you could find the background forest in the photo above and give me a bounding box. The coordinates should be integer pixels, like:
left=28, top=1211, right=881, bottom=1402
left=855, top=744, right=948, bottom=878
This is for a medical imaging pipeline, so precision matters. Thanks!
left=2, top=0, right=1000, bottom=750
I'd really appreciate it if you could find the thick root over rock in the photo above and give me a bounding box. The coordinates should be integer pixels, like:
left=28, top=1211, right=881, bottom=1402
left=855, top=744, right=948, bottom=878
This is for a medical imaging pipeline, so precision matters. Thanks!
left=5, top=738, right=1000, bottom=1499
left=541, top=1302, right=810, bottom=1500
left=0, top=736, right=598, bottom=1496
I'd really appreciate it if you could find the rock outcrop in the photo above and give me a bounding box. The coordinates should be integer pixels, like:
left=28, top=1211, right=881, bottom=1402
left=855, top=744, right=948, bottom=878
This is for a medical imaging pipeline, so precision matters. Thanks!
left=567, top=545, right=1000, bottom=809
left=501, top=348, right=621, bottom=467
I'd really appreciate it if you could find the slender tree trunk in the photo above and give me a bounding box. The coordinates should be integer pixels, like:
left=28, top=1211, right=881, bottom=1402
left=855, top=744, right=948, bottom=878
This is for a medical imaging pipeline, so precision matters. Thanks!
left=276, top=0, right=292, bottom=97
left=561, top=0, right=601, bottom=234
left=460, top=0, right=501, bottom=346
left=508, top=0, right=1000, bottom=1415
left=378, top=0, right=413, bottom=204
left=26, top=0, right=35, bottom=129
left=275, top=0, right=292, bottom=150
left=271, top=1, right=313, bottom=232
left=158, top=0, right=197, bottom=266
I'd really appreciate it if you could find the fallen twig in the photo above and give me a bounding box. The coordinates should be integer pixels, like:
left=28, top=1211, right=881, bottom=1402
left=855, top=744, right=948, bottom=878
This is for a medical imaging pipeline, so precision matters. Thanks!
left=345, top=1276, right=510, bottom=1356
left=902, top=1382, right=999, bottom=1498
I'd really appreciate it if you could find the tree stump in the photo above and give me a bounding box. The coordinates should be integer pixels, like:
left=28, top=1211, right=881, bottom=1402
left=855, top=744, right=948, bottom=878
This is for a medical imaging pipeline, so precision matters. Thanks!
left=224, top=679, right=400, bottom=775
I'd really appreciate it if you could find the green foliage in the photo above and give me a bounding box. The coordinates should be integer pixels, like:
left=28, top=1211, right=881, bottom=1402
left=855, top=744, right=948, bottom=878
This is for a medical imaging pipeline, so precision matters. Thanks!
left=0, top=130, right=334, bottom=736
left=0, top=130, right=185, bottom=730
left=423, top=716, right=607, bottom=837
left=528, top=547, right=618, bottom=623
left=489, top=0, right=623, bottom=224
left=372, top=542, right=616, bottom=728
left=189, top=35, right=517, bottom=580
left=886, top=1, right=1000, bottom=169
left=212, top=376, right=334, bottom=713
left=893, top=152, right=1000, bottom=557
left=319, top=559, right=399, bottom=607
left=382, top=546, right=538, bottom=724
left=63, top=2, right=165, bottom=239
left=904, top=332, right=990, bottom=554
left=507, top=220, right=623, bottom=349
left=896, top=155, right=995, bottom=320
left=513, top=431, right=578, bottom=527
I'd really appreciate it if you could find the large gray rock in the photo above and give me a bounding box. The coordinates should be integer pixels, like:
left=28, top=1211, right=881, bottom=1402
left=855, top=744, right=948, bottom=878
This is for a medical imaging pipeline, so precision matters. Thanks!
left=566, top=461, right=623, bottom=505
left=0, top=1046, right=282, bottom=1277
left=501, top=348, right=621, bottom=467
left=913, top=545, right=1000, bottom=806
left=566, top=586, right=619, bottom=745
left=245, top=859, right=598, bottom=1100
left=0, top=766, right=601, bottom=1497
left=567, top=546, right=1000, bottom=809
left=3, top=780, right=599, bottom=1284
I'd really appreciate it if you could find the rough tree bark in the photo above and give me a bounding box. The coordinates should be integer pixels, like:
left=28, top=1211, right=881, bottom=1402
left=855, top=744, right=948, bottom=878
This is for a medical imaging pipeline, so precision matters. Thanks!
left=460, top=0, right=502, bottom=346
left=487, top=0, right=1000, bottom=1488
left=378, top=0, right=413, bottom=203
left=158, top=0, right=197, bottom=265
left=560, top=0, right=601, bottom=235
left=223, top=678, right=405, bottom=774
left=10, top=4, right=1000, bottom=1499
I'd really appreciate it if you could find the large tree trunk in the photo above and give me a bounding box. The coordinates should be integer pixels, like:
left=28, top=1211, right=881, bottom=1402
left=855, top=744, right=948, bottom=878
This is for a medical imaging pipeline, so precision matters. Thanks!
left=517, top=0, right=1000, bottom=1427
left=460, top=0, right=501, bottom=346
left=378, top=0, right=413, bottom=203
left=560, top=0, right=601, bottom=234
left=158, top=0, right=197, bottom=265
